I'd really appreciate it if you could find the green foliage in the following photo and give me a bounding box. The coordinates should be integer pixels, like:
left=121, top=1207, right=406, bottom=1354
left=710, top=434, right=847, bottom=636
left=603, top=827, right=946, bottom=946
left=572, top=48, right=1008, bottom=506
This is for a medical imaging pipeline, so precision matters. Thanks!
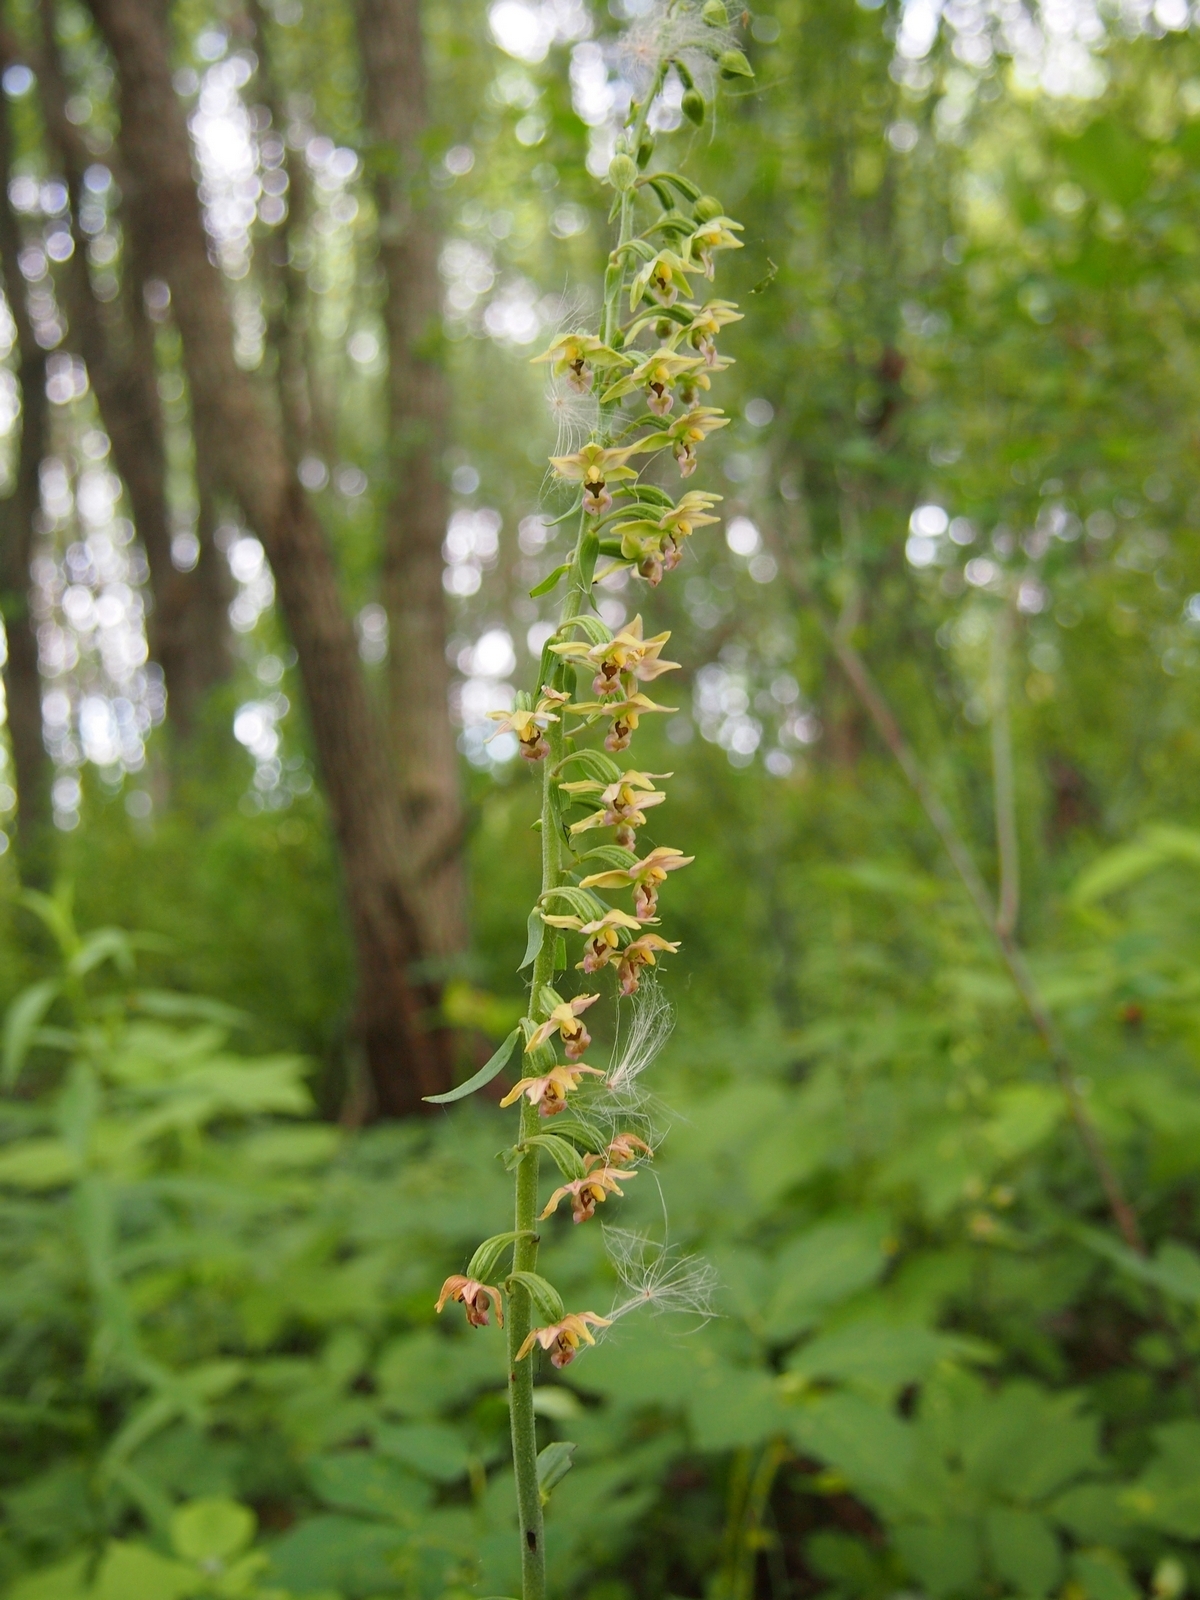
left=7, top=0, right=1200, bottom=1592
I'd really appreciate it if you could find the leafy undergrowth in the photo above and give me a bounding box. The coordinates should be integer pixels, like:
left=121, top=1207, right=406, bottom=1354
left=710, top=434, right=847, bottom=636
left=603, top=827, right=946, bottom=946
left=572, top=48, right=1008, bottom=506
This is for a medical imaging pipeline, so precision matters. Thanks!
left=5, top=843, right=1200, bottom=1600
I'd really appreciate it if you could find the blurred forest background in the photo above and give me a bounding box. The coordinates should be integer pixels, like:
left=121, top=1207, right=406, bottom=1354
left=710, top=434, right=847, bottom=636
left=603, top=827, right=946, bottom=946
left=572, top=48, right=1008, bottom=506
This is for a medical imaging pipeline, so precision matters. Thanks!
left=3, top=0, right=1200, bottom=1593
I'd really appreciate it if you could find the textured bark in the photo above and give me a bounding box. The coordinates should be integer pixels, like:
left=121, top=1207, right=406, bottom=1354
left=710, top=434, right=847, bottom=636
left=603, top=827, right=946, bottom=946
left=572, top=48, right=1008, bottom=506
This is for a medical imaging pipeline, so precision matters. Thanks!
left=85, top=0, right=453, bottom=1112
left=354, top=0, right=466, bottom=962
left=0, top=95, right=52, bottom=878
left=35, top=7, right=231, bottom=734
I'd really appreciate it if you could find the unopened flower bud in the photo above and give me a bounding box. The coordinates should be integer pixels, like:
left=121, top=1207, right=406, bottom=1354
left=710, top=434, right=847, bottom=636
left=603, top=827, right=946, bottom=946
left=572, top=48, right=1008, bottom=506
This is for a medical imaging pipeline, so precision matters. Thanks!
left=693, top=195, right=724, bottom=222
left=682, top=89, right=705, bottom=126
left=719, top=48, right=755, bottom=79
left=637, top=138, right=654, bottom=168
left=702, top=0, right=729, bottom=22
left=608, top=153, right=638, bottom=192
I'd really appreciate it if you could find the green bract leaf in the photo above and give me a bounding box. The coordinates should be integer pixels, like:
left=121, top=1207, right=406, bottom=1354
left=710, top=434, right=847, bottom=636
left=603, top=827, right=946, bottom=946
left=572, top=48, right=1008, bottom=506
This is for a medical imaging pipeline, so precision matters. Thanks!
left=507, top=1271, right=566, bottom=1324
left=560, top=614, right=614, bottom=646
left=519, top=910, right=544, bottom=971
left=523, top=1133, right=587, bottom=1180
left=657, top=171, right=702, bottom=201
left=579, top=531, right=599, bottom=589
left=537, top=1440, right=577, bottom=1504
left=556, top=749, right=623, bottom=784
left=529, top=563, right=570, bottom=599
left=577, top=845, right=639, bottom=872
left=467, top=1231, right=533, bottom=1283
left=422, top=1028, right=520, bottom=1105
left=541, top=886, right=608, bottom=920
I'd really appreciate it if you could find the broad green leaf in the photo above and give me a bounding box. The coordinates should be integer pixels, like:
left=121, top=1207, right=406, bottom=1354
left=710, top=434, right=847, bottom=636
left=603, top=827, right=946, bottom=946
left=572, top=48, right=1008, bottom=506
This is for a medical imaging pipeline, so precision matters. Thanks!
left=785, top=1319, right=994, bottom=1396
left=764, top=1216, right=890, bottom=1341
left=686, top=1365, right=782, bottom=1451
left=307, top=1451, right=433, bottom=1520
left=0, top=1138, right=79, bottom=1190
left=7, top=1555, right=90, bottom=1600
left=1124, top=1420, right=1200, bottom=1537
left=374, top=1420, right=471, bottom=1483
left=893, top=1520, right=981, bottom=1600
left=266, top=1512, right=410, bottom=1594
left=983, top=1084, right=1062, bottom=1161
left=985, top=1506, right=1062, bottom=1598
left=170, top=1498, right=255, bottom=1564
left=94, top=1541, right=201, bottom=1600
left=1070, top=1547, right=1140, bottom=1600
left=786, top=1392, right=914, bottom=1505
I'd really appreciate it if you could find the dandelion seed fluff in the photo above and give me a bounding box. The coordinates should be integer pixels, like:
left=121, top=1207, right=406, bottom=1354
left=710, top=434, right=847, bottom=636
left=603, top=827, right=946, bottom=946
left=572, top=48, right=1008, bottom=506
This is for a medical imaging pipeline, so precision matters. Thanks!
left=602, top=1224, right=719, bottom=1323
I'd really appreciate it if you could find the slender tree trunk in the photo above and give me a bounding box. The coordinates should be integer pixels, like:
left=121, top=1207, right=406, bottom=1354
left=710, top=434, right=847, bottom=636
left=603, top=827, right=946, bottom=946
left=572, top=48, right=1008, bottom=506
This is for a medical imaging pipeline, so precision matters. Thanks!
left=34, top=6, right=232, bottom=734
left=0, top=94, right=52, bottom=879
left=354, top=0, right=466, bottom=962
left=85, top=0, right=454, bottom=1112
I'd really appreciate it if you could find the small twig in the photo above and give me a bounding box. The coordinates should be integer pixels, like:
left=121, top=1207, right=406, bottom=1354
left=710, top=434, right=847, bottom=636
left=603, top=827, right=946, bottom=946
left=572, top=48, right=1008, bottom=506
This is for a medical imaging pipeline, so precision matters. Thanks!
left=990, top=600, right=1020, bottom=941
left=777, top=507, right=1144, bottom=1255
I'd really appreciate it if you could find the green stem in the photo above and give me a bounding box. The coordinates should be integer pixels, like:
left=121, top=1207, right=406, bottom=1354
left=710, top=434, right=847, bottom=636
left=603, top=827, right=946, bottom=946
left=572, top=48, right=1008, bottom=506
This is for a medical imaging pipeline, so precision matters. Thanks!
left=602, top=66, right=666, bottom=351
left=508, top=514, right=590, bottom=1598
left=507, top=1093, right=545, bottom=1600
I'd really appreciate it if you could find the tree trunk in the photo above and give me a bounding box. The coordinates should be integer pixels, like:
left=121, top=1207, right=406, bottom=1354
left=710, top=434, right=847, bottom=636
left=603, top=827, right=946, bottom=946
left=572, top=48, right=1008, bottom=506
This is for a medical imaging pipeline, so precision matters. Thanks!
left=354, top=0, right=466, bottom=962
left=0, top=93, right=52, bottom=879
left=34, top=7, right=232, bottom=735
left=85, top=0, right=453, bottom=1112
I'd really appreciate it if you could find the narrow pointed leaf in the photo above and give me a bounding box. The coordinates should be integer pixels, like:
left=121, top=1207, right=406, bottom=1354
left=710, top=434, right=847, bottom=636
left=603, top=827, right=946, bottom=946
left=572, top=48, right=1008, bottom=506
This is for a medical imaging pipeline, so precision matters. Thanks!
left=530, top=562, right=570, bottom=599
left=423, top=1027, right=520, bottom=1105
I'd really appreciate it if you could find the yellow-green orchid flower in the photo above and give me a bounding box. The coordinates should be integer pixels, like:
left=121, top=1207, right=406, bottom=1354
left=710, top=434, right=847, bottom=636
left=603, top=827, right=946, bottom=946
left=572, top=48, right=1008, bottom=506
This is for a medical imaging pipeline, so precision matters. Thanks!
left=601, top=349, right=707, bottom=417
left=601, top=1132, right=654, bottom=1165
left=611, top=491, right=722, bottom=582
left=498, top=1061, right=605, bottom=1116
left=436, top=1275, right=504, bottom=1328
left=541, top=906, right=645, bottom=973
left=486, top=687, right=570, bottom=762
left=540, top=1162, right=634, bottom=1224
left=629, top=248, right=696, bottom=311
left=615, top=932, right=680, bottom=996
left=532, top=332, right=632, bottom=395
left=549, top=440, right=643, bottom=515
left=524, top=992, right=601, bottom=1059
left=683, top=299, right=744, bottom=365
left=580, top=844, right=695, bottom=918
left=516, top=1310, right=612, bottom=1367
left=685, top=216, right=744, bottom=279
left=570, top=691, right=676, bottom=754
left=664, top=407, right=729, bottom=476
left=551, top=615, right=679, bottom=698
left=561, top=770, right=669, bottom=848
